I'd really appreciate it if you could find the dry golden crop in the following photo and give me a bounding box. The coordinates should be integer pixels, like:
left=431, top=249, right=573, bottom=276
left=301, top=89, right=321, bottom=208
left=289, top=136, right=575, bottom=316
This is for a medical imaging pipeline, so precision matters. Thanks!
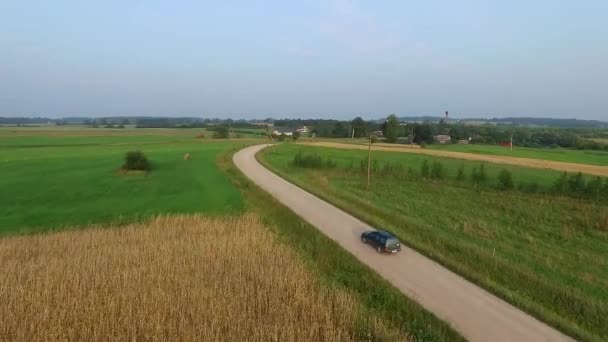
left=0, top=214, right=405, bottom=341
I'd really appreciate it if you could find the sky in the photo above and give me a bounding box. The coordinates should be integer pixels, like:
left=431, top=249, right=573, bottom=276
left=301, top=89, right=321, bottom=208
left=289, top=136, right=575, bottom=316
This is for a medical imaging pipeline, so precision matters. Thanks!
left=1, top=0, right=607, bottom=120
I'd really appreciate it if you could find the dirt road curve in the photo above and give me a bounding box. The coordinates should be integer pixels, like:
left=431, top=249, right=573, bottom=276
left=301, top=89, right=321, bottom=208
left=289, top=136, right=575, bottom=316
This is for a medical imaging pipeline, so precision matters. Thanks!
left=304, top=141, right=608, bottom=177
left=234, top=144, right=573, bottom=342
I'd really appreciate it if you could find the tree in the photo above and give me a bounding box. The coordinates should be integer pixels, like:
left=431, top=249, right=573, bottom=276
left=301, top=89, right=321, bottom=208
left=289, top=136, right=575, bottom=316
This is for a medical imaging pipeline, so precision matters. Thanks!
left=413, top=123, right=433, bottom=144
left=123, top=150, right=150, bottom=171
left=497, top=169, right=514, bottom=190
left=351, top=117, right=367, bottom=138
left=384, top=114, right=400, bottom=143
left=331, top=122, right=348, bottom=138
left=212, top=126, right=229, bottom=139
left=292, top=130, right=301, bottom=141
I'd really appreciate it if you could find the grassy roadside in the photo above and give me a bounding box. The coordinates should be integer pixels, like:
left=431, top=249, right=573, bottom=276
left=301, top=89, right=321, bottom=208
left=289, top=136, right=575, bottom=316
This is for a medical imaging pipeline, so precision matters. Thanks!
left=218, top=146, right=464, bottom=341
left=258, top=144, right=607, bottom=342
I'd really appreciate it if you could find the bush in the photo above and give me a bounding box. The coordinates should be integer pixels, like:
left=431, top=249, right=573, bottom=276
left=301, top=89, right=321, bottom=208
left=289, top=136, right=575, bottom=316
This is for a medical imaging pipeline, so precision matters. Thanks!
left=212, top=127, right=229, bottom=139
left=420, top=160, right=430, bottom=178
left=553, top=172, right=568, bottom=194
left=471, top=164, right=487, bottom=184
left=292, top=151, right=331, bottom=169
left=497, top=169, right=514, bottom=190
left=567, top=172, right=586, bottom=194
left=456, top=165, right=465, bottom=181
left=430, top=161, right=444, bottom=180
left=123, top=150, right=151, bottom=171
left=586, top=177, right=603, bottom=200
left=518, top=182, right=540, bottom=193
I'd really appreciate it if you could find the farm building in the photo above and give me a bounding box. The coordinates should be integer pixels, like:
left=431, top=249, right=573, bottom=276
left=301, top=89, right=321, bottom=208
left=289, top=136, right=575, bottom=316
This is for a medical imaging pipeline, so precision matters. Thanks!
left=272, top=128, right=293, bottom=136
left=434, top=135, right=452, bottom=144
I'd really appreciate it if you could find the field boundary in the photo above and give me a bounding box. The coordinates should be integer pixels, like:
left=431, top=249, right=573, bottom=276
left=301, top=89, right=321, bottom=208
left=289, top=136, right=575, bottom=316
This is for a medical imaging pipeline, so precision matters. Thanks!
left=302, top=141, right=608, bottom=177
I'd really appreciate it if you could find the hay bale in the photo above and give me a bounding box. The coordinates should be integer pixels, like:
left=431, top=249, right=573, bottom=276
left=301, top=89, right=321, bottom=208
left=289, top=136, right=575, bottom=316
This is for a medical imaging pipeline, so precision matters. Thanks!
left=183, top=153, right=192, bottom=161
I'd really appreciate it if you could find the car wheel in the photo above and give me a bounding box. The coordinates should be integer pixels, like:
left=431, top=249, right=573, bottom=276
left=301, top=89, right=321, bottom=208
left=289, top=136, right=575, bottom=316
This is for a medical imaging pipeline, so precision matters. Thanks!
left=376, top=246, right=382, bottom=253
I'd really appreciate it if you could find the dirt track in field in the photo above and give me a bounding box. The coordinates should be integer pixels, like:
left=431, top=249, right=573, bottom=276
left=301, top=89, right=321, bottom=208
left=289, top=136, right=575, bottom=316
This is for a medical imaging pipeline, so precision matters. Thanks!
left=302, top=141, right=608, bottom=177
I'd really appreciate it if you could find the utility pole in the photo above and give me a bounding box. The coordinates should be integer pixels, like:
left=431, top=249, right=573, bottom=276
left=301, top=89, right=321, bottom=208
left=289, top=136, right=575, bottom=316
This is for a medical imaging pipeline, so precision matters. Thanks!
left=367, top=134, right=372, bottom=190
left=510, top=134, right=513, bottom=152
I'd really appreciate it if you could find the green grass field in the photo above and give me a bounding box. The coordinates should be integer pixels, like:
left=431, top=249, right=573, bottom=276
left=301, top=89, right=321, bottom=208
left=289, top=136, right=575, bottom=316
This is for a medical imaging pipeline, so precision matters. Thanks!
left=260, top=143, right=608, bottom=341
left=0, top=128, right=247, bottom=234
left=429, top=143, right=608, bottom=166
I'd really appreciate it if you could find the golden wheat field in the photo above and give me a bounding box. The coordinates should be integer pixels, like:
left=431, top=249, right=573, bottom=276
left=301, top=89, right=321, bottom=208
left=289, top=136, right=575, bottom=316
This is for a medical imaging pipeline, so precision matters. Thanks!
left=0, top=214, right=405, bottom=341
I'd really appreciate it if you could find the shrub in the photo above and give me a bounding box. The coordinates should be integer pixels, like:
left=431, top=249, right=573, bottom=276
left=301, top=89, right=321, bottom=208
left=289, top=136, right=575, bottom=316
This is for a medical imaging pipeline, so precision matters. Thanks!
left=278, top=134, right=286, bottom=142
left=292, top=131, right=301, bottom=141
left=497, top=169, right=514, bottom=190
left=123, top=150, right=151, bottom=171
left=359, top=159, right=367, bottom=173
left=325, top=157, right=337, bottom=168
left=430, top=161, right=444, bottom=180
left=567, top=172, right=586, bottom=194
left=212, top=127, right=229, bottom=139
left=518, top=182, right=540, bottom=193
left=420, top=160, right=429, bottom=178
left=371, top=160, right=379, bottom=173
left=291, top=152, right=330, bottom=169
left=553, top=172, right=568, bottom=194
left=585, top=177, right=603, bottom=200
left=471, top=164, right=487, bottom=184
left=456, top=165, right=465, bottom=181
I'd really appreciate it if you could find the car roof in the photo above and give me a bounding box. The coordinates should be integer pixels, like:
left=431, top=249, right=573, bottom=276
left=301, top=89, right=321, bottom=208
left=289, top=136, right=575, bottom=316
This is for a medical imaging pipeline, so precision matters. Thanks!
left=376, top=230, right=397, bottom=239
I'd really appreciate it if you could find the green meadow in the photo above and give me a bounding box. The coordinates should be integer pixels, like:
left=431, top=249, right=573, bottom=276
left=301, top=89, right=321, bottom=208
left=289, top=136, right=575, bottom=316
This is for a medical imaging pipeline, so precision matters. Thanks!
left=0, top=128, right=246, bottom=234
left=260, top=143, right=608, bottom=341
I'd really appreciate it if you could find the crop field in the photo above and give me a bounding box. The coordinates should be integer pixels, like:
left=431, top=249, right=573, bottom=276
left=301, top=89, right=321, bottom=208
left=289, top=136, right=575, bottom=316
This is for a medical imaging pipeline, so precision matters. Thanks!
left=260, top=143, right=608, bottom=341
left=428, top=143, right=608, bottom=166
left=0, top=214, right=405, bottom=341
left=0, top=128, right=247, bottom=234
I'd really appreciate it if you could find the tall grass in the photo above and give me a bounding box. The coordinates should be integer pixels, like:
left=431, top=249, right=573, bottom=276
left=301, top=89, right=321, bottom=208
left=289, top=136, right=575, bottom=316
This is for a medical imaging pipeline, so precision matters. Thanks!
left=0, top=214, right=404, bottom=341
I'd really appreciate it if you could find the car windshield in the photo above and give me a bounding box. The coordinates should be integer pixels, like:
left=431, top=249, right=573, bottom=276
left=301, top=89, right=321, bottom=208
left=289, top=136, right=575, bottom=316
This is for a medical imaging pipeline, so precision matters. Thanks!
left=386, top=238, right=400, bottom=248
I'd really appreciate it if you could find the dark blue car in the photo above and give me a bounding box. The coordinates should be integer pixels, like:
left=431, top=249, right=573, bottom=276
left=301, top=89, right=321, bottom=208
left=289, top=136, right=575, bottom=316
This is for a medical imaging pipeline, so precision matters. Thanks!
left=361, top=230, right=401, bottom=253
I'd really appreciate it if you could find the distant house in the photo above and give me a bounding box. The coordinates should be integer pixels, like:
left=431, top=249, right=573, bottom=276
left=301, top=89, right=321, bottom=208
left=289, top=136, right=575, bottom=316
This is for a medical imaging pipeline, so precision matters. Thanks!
left=272, top=128, right=293, bottom=137
left=434, top=135, right=452, bottom=144
left=458, top=139, right=470, bottom=145
left=371, top=130, right=384, bottom=137
left=296, top=126, right=309, bottom=133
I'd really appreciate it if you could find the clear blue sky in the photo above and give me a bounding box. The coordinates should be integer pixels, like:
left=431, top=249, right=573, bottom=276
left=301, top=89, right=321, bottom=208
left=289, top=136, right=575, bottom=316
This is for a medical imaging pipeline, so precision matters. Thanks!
left=1, top=0, right=607, bottom=119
